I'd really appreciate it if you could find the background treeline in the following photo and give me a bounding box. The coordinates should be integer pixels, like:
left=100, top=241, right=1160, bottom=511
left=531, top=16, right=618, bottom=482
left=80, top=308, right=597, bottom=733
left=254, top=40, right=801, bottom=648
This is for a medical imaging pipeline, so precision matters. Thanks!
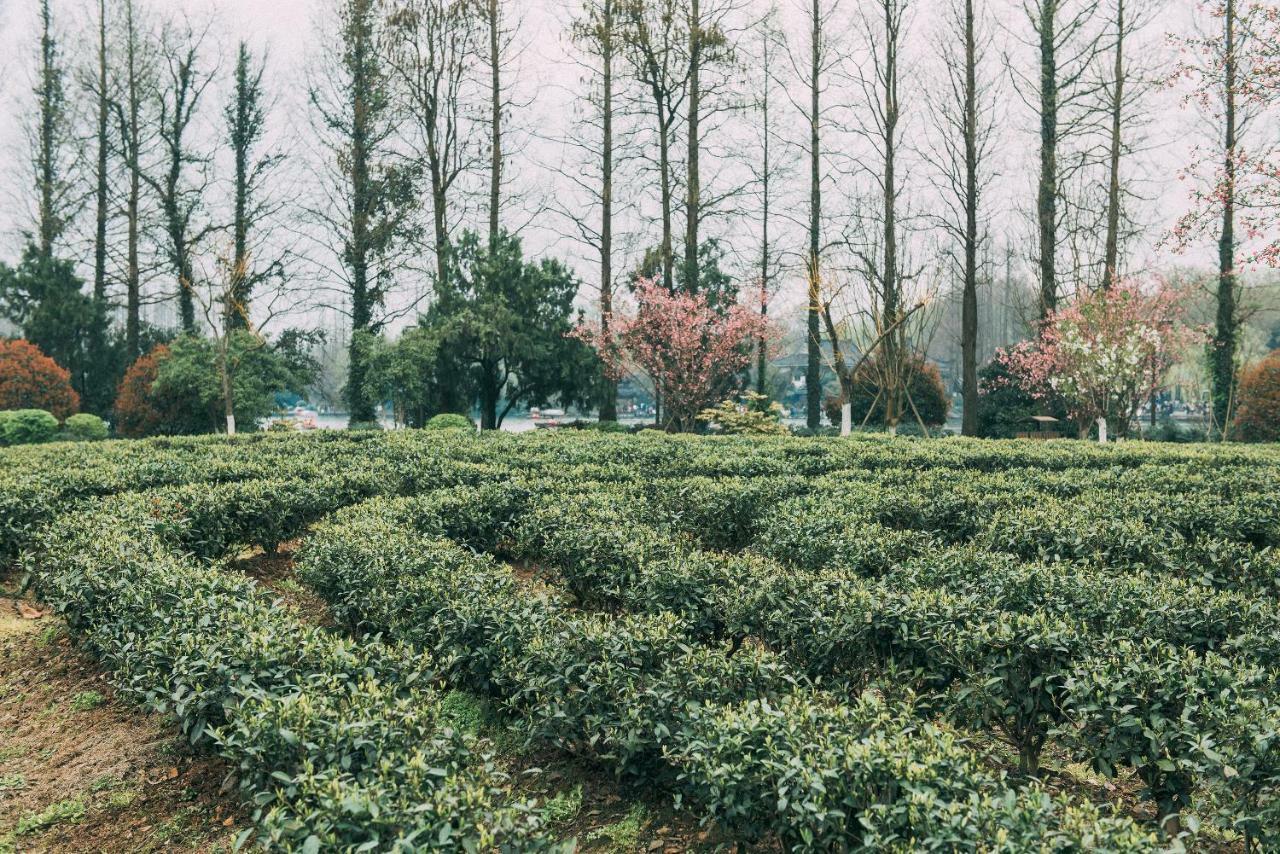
left=0, top=0, right=1278, bottom=438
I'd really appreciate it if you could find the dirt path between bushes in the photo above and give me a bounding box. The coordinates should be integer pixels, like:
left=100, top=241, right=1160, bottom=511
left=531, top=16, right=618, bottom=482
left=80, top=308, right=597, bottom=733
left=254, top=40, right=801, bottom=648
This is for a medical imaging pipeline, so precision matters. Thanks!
left=0, top=586, right=245, bottom=853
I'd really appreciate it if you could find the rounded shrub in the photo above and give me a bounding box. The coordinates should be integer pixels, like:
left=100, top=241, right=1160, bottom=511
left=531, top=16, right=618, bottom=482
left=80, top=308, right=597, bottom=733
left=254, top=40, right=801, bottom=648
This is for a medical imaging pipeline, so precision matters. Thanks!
left=1234, top=351, right=1280, bottom=442
left=2, top=409, right=60, bottom=445
left=64, top=413, right=109, bottom=441
left=0, top=339, right=79, bottom=420
left=423, top=413, right=473, bottom=432
left=825, top=355, right=950, bottom=428
left=115, top=345, right=183, bottom=438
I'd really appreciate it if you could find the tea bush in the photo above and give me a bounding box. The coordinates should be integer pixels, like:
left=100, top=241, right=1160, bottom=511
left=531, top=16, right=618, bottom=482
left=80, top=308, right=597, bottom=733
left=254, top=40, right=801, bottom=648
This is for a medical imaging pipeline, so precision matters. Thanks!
left=9, top=429, right=1280, bottom=849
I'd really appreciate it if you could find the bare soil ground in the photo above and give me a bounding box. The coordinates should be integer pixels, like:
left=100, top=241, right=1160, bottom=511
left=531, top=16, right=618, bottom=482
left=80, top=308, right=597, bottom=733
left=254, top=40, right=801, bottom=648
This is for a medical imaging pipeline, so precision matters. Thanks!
left=0, top=585, right=245, bottom=853
left=2, top=555, right=726, bottom=853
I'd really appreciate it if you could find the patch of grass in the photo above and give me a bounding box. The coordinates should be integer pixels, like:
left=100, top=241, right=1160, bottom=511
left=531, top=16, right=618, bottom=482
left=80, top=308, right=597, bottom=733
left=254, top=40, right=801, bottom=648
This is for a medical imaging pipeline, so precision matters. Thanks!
left=35, top=623, right=63, bottom=647
left=89, top=773, right=122, bottom=792
left=586, top=803, right=648, bottom=852
left=0, top=773, right=25, bottom=791
left=437, top=690, right=492, bottom=737
left=0, top=745, right=27, bottom=761
left=14, top=797, right=86, bottom=835
left=105, top=789, right=137, bottom=810
left=69, top=690, right=106, bottom=712
left=151, top=806, right=202, bottom=844
left=541, top=784, right=584, bottom=826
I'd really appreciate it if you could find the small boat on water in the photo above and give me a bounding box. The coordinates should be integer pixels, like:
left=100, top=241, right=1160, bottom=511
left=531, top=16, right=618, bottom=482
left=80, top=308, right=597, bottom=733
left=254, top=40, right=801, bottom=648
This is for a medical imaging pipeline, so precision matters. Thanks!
left=530, top=408, right=566, bottom=429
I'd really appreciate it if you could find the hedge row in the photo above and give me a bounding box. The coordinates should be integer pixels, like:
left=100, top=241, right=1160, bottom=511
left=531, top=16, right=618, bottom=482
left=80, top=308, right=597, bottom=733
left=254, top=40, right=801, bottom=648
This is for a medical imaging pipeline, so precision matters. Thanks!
left=299, top=493, right=1157, bottom=850
left=26, top=493, right=558, bottom=852
left=507, top=484, right=1280, bottom=844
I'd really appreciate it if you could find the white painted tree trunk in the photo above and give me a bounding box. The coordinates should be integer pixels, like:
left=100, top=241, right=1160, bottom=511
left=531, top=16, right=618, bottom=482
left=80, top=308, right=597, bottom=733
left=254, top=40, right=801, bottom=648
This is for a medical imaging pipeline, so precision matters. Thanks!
left=1096, top=417, right=1107, bottom=444
left=841, top=403, right=852, bottom=436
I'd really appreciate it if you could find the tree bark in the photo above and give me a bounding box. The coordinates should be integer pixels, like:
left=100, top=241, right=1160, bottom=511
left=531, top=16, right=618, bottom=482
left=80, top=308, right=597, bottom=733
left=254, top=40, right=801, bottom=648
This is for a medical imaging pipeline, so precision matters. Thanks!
left=757, top=26, right=771, bottom=399
left=487, top=0, right=502, bottom=245
left=960, top=0, right=979, bottom=436
left=684, top=0, right=701, bottom=294
left=89, top=0, right=110, bottom=409
left=347, top=0, right=377, bottom=424
left=1036, top=0, right=1059, bottom=319
left=600, top=0, right=618, bottom=421
left=880, top=0, right=902, bottom=431
left=805, top=0, right=823, bottom=430
left=1213, top=0, right=1239, bottom=436
left=123, top=0, right=142, bottom=362
left=1101, top=0, right=1125, bottom=292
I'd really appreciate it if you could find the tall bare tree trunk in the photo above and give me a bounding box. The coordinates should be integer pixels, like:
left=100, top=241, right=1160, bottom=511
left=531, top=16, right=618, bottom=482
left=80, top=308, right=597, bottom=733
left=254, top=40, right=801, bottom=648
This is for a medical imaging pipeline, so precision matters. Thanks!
left=1036, top=0, right=1058, bottom=319
left=684, top=0, right=701, bottom=293
left=757, top=22, right=772, bottom=399
left=89, top=0, right=111, bottom=411
left=1101, top=0, right=1125, bottom=291
left=880, top=0, right=902, bottom=431
left=487, top=0, right=501, bottom=245
left=805, top=0, right=823, bottom=430
left=123, top=0, right=142, bottom=362
left=600, top=0, right=618, bottom=421
left=961, top=0, right=979, bottom=436
left=1213, top=0, right=1239, bottom=436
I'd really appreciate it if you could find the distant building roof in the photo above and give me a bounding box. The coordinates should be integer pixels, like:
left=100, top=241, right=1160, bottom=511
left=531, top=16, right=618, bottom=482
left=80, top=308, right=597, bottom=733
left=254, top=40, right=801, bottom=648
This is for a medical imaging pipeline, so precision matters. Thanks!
left=772, top=343, right=861, bottom=371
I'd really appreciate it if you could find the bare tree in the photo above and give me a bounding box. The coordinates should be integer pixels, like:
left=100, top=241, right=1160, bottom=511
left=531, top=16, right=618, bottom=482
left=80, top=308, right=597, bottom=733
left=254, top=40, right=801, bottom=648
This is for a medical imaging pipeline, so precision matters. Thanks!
left=1097, top=0, right=1161, bottom=291
left=386, top=0, right=479, bottom=287
left=926, top=0, right=998, bottom=435
left=682, top=0, right=738, bottom=293
left=749, top=6, right=788, bottom=398
left=223, top=42, right=285, bottom=330
left=307, top=0, right=422, bottom=423
left=1014, top=0, right=1104, bottom=318
left=110, top=0, right=159, bottom=361
left=852, top=0, right=914, bottom=430
left=620, top=0, right=689, bottom=289
left=146, top=18, right=217, bottom=335
left=565, top=0, right=627, bottom=421
left=786, top=0, right=846, bottom=430
left=476, top=0, right=521, bottom=244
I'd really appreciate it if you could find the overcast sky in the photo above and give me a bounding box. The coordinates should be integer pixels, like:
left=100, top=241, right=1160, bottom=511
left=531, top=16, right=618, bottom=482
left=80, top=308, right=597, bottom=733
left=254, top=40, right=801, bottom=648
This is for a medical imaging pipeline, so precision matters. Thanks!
left=0, top=0, right=1224, bottom=343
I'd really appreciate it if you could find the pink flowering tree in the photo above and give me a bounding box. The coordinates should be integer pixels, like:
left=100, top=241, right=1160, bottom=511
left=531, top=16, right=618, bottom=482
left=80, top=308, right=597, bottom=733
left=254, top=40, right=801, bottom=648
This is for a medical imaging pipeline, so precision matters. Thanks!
left=577, top=278, right=776, bottom=432
left=1169, top=2, right=1280, bottom=264
left=997, top=282, right=1204, bottom=438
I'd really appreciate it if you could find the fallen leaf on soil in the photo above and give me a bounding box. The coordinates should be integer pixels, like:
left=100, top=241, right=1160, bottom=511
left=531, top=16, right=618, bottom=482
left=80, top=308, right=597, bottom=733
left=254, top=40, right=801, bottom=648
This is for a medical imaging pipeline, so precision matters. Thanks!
left=17, top=603, right=43, bottom=619
left=168, top=767, right=179, bottom=779
left=223, top=817, right=235, bottom=827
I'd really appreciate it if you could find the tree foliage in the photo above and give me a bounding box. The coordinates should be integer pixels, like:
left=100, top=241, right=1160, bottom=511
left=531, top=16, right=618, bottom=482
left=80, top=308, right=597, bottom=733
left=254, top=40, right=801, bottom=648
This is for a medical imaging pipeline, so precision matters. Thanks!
left=0, top=338, right=78, bottom=419
left=580, top=277, right=774, bottom=432
left=1234, top=350, right=1280, bottom=442
left=0, top=246, right=97, bottom=403
left=996, top=282, right=1202, bottom=437
left=826, top=354, right=951, bottom=429
left=115, top=334, right=315, bottom=437
left=423, top=230, right=599, bottom=429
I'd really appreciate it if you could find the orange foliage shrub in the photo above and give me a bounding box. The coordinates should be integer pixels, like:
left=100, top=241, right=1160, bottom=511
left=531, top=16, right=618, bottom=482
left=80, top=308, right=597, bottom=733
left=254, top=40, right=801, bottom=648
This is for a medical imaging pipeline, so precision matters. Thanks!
left=0, top=338, right=79, bottom=419
left=1234, top=351, right=1280, bottom=442
left=115, top=345, right=174, bottom=438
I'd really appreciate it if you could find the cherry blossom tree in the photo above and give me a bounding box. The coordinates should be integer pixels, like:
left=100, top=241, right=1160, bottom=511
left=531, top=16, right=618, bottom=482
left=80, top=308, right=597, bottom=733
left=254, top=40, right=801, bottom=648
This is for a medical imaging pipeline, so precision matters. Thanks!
left=578, top=277, right=775, bottom=432
left=996, top=281, right=1204, bottom=438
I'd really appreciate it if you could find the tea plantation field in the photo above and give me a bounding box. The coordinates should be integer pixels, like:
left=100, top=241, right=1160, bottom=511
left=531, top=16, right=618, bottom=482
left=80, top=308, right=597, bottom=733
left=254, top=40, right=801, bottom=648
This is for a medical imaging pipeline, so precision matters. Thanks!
left=4, top=431, right=1280, bottom=851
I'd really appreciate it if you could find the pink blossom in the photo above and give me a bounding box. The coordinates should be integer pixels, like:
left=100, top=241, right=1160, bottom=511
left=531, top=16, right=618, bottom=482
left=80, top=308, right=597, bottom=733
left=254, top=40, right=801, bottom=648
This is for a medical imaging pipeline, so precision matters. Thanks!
left=575, top=278, right=777, bottom=432
left=998, top=280, right=1206, bottom=436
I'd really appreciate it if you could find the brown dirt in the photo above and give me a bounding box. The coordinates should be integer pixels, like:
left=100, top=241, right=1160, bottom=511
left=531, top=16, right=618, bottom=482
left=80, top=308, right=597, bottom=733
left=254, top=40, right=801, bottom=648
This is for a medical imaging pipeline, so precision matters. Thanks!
left=226, top=542, right=335, bottom=627
left=0, top=590, right=246, bottom=853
